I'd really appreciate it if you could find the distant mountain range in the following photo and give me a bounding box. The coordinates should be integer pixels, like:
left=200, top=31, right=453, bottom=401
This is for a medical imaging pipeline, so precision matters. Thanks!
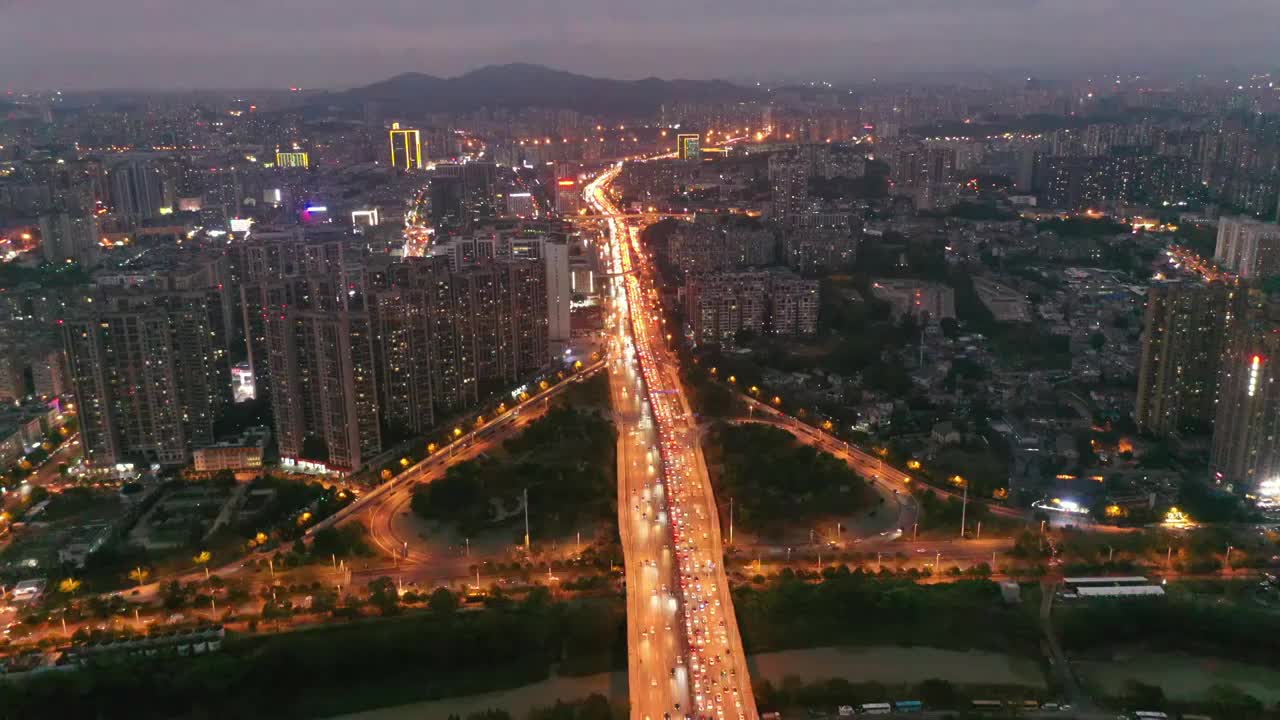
left=308, top=63, right=760, bottom=116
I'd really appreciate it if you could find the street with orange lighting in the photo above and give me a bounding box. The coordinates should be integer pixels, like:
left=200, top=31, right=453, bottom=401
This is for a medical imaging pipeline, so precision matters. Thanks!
left=588, top=163, right=758, bottom=720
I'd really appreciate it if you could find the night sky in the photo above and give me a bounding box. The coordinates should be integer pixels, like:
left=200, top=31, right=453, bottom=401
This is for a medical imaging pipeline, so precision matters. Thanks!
left=2, top=0, right=1276, bottom=90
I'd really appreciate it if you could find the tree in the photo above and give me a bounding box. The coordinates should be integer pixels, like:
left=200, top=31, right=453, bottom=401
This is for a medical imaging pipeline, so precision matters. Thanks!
left=1124, top=680, right=1165, bottom=709
left=429, top=587, right=458, bottom=615
left=940, top=317, right=959, bottom=340
left=161, top=580, right=190, bottom=610
left=367, top=577, right=400, bottom=616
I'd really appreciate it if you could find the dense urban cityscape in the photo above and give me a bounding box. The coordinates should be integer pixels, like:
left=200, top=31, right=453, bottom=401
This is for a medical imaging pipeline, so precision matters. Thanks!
left=2, top=6, right=1280, bottom=719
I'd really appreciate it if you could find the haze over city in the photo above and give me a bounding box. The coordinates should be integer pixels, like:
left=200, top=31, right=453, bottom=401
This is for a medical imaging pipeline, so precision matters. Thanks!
left=3, top=0, right=1280, bottom=90
left=5, top=3, right=1280, bottom=720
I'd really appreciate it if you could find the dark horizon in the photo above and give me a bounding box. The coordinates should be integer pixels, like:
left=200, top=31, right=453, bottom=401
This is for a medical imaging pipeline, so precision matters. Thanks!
left=3, top=0, right=1278, bottom=92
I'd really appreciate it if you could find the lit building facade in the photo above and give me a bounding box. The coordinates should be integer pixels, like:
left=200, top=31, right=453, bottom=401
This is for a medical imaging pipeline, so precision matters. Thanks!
left=1135, top=282, right=1237, bottom=436
left=274, top=151, right=310, bottom=169
left=388, top=123, right=424, bottom=170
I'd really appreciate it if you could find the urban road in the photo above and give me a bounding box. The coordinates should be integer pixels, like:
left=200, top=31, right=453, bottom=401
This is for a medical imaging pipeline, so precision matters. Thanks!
left=588, top=163, right=758, bottom=720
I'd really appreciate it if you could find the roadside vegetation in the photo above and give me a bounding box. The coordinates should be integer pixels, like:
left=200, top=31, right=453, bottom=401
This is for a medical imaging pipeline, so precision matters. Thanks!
left=0, top=588, right=626, bottom=720
left=733, top=570, right=1040, bottom=657
left=703, top=423, right=875, bottom=540
left=410, top=406, right=617, bottom=540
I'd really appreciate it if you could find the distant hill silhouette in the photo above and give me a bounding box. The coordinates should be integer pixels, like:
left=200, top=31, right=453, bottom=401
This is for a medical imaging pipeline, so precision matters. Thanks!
left=309, top=63, right=759, bottom=115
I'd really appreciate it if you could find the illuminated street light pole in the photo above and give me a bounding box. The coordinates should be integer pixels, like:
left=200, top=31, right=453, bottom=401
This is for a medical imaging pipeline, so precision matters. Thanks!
left=523, top=487, right=531, bottom=553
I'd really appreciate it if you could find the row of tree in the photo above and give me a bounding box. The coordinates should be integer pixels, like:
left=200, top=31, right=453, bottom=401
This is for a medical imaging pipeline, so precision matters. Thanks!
left=733, top=570, right=1041, bottom=657
left=0, top=588, right=627, bottom=719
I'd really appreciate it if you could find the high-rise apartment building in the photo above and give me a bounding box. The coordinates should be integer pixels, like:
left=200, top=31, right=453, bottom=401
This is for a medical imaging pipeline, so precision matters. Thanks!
left=506, top=192, right=536, bottom=218
left=429, top=175, right=466, bottom=229
left=1215, top=216, right=1280, bottom=278
left=62, top=292, right=229, bottom=468
left=39, top=211, right=99, bottom=266
left=768, top=272, right=821, bottom=336
left=687, top=272, right=769, bottom=347
left=107, top=159, right=171, bottom=219
left=544, top=240, right=572, bottom=354
left=768, top=153, right=810, bottom=217
left=686, top=270, right=818, bottom=347
left=1135, top=283, right=1237, bottom=436
left=1210, top=292, right=1280, bottom=489
left=247, top=245, right=548, bottom=472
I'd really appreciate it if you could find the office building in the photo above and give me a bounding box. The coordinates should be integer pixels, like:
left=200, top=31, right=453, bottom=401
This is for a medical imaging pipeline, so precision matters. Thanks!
left=192, top=427, right=269, bottom=473
left=462, top=162, right=498, bottom=207
left=388, top=122, right=424, bottom=170
left=677, top=134, right=701, bottom=161
left=869, top=279, right=956, bottom=324
left=429, top=175, right=465, bottom=229
left=555, top=177, right=583, bottom=216
left=1135, top=283, right=1237, bottom=436
left=107, top=159, right=171, bottom=219
left=274, top=151, right=310, bottom=169
left=506, top=192, right=536, bottom=218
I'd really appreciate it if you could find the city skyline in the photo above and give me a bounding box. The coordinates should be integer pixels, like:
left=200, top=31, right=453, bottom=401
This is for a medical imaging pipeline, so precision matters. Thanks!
left=3, top=0, right=1279, bottom=91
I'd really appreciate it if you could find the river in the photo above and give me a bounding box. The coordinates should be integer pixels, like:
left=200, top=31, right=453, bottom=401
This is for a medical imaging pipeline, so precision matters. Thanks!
left=329, top=645, right=1045, bottom=719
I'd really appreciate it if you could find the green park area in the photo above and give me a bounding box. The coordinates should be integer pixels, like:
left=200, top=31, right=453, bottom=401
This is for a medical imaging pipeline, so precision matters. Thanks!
left=734, top=571, right=1040, bottom=657
left=702, top=423, right=876, bottom=540
left=1057, top=596, right=1280, bottom=717
left=409, top=405, right=617, bottom=542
